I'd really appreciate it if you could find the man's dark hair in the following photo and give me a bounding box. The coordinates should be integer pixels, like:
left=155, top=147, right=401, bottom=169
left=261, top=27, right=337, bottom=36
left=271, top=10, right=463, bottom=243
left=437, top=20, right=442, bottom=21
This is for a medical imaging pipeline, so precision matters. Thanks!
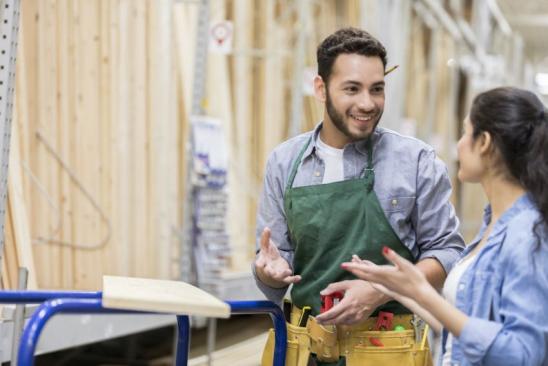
left=317, top=27, right=387, bottom=84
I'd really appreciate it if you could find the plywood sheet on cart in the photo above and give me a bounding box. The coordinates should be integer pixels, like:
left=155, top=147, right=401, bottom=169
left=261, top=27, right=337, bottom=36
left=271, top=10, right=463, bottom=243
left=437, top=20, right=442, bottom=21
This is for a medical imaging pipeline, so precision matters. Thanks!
left=102, top=275, right=230, bottom=318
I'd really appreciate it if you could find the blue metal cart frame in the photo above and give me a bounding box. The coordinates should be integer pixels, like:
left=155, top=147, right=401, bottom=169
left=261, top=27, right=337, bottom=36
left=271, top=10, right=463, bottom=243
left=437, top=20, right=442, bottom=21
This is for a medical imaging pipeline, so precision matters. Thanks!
left=0, top=291, right=286, bottom=366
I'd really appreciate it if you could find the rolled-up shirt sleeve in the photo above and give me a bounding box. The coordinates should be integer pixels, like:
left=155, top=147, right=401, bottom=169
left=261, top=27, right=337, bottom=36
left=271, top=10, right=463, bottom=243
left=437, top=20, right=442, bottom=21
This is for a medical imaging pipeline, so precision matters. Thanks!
left=413, top=149, right=464, bottom=273
left=252, top=151, right=294, bottom=304
left=458, top=228, right=548, bottom=366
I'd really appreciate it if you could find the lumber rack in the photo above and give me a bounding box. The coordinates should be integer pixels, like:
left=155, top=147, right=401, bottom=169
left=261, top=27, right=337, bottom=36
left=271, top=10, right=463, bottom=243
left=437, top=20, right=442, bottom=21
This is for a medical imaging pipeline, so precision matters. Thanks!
left=0, top=290, right=287, bottom=366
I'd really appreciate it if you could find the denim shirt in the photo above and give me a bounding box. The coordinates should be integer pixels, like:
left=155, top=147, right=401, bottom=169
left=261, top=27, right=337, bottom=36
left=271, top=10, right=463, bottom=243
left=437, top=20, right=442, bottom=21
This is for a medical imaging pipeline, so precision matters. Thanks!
left=444, top=193, right=548, bottom=366
left=253, top=123, right=465, bottom=303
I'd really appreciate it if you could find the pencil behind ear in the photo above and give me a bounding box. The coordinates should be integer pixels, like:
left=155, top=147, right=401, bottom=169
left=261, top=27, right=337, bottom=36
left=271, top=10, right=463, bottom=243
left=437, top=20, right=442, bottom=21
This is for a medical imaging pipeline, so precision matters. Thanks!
left=384, top=65, right=399, bottom=76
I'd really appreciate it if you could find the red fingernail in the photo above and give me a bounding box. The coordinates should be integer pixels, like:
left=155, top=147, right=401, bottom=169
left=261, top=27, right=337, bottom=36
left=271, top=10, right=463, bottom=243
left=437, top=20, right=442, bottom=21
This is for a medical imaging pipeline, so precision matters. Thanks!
left=382, top=246, right=390, bottom=255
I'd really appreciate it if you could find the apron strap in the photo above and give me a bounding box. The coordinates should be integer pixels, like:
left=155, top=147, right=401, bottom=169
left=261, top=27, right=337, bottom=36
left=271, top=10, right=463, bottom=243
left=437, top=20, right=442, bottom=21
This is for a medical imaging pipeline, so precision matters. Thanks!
left=287, top=135, right=375, bottom=191
left=286, top=136, right=312, bottom=190
left=360, top=137, right=375, bottom=192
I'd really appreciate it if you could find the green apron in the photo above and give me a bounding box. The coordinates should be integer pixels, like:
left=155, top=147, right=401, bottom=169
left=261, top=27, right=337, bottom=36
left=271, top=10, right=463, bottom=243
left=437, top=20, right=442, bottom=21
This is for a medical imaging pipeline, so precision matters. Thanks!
left=284, top=136, right=415, bottom=365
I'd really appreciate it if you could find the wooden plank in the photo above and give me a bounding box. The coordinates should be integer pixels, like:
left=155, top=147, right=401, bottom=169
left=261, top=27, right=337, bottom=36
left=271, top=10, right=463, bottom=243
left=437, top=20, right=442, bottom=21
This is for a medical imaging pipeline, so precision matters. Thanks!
left=112, top=0, right=132, bottom=278
left=163, top=0, right=180, bottom=281
left=73, top=0, right=102, bottom=290
left=10, top=0, right=36, bottom=290
left=147, top=0, right=176, bottom=279
left=404, top=15, right=428, bottom=132
left=172, top=1, right=192, bottom=279
left=98, top=0, right=114, bottom=278
left=131, top=0, right=149, bottom=278
left=102, top=276, right=230, bottom=317
left=260, top=0, right=288, bottom=182
left=33, top=0, right=56, bottom=289
left=3, top=198, right=19, bottom=289
left=56, top=0, right=75, bottom=289
left=15, top=0, right=34, bottom=226
left=227, top=0, right=253, bottom=270
left=174, top=1, right=198, bottom=112
left=1, top=254, right=11, bottom=289
left=47, top=0, right=62, bottom=289
left=249, top=0, right=265, bottom=266
left=8, top=114, right=38, bottom=289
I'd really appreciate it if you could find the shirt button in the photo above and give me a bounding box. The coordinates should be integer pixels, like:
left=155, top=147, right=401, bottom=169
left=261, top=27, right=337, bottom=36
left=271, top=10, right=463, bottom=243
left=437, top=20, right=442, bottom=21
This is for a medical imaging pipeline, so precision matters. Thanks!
left=314, top=171, right=320, bottom=177
left=458, top=283, right=465, bottom=291
left=391, top=199, right=398, bottom=206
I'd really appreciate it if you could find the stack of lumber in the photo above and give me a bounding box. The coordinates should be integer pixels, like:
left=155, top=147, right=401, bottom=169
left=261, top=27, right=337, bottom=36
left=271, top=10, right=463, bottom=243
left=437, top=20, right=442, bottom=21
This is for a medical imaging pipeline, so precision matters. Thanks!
left=4, top=0, right=181, bottom=290
left=3, top=0, right=364, bottom=290
left=1, top=0, right=491, bottom=290
left=404, top=6, right=487, bottom=242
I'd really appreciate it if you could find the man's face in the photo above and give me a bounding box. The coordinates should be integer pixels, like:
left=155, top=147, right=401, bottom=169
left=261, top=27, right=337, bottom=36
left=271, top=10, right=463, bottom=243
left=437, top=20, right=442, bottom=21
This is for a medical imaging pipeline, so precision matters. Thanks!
left=322, top=54, right=385, bottom=143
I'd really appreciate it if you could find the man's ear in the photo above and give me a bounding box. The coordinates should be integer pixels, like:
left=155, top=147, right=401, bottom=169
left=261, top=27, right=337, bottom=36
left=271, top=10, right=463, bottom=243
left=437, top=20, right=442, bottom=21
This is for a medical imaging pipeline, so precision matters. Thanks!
left=314, top=75, right=326, bottom=102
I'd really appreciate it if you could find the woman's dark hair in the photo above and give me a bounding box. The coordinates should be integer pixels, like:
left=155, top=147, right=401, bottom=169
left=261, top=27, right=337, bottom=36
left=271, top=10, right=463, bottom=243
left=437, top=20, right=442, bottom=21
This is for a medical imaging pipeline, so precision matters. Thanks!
left=470, top=86, right=548, bottom=241
left=317, top=27, right=387, bottom=85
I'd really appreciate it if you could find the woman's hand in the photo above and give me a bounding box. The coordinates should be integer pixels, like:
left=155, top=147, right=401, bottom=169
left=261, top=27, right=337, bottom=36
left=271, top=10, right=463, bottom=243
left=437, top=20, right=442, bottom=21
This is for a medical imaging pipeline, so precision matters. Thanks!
left=341, top=247, right=436, bottom=304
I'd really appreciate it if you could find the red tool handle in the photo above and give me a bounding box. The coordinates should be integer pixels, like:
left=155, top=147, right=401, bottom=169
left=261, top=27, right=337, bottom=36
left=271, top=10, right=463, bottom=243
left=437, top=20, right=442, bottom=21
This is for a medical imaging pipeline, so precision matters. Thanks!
left=320, top=291, right=344, bottom=313
left=369, top=311, right=394, bottom=347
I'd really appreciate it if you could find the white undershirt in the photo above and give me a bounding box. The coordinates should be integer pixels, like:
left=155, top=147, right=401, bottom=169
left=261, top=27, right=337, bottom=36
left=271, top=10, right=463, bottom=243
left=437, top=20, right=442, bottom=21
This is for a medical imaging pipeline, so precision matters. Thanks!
left=316, top=137, right=344, bottom=184
left=441, top=254, right=477, bottom=366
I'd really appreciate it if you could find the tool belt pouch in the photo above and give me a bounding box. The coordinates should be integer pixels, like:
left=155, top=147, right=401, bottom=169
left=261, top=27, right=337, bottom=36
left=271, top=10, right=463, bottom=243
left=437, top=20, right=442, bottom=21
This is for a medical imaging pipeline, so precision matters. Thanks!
left=261, top=322, right=310, bottom=366
left=344, top=329, right=432, bottom=366
left=306, top=316, right=339, bottom=362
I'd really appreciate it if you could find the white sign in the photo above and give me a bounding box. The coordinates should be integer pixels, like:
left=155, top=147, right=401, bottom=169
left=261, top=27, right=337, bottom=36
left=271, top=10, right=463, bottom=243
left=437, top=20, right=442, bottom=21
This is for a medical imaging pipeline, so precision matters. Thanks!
left=209, top=21, right=233, bottom=54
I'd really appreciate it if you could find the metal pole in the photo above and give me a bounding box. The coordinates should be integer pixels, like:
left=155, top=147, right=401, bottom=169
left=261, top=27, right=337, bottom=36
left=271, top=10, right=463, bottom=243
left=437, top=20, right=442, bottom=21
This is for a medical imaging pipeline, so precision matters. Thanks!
left=228, top=300, right=287, bottom=366
left=190, top=0, right=210, bottom=116
left=0, top=0, right=22, bottom=282
left=10, top=267, right=28, bottom=365
left=176, top=316, right=190, bottom=366
left=15, top=298, right=285, bottom=366
left=206, top=317, right=216, bottom=366
left=0, top=290, right=101, bottom=303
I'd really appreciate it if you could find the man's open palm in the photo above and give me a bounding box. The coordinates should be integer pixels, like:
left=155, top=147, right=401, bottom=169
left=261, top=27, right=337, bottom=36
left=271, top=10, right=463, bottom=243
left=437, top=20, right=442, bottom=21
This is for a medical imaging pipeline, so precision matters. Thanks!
left=255, top=228, right=301, bottom=287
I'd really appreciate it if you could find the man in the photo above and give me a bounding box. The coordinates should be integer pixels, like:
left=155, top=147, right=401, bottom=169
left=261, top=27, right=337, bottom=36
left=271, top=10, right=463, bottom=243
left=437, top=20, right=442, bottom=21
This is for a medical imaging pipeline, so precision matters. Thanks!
left=254, top=27, right=464, bottom=365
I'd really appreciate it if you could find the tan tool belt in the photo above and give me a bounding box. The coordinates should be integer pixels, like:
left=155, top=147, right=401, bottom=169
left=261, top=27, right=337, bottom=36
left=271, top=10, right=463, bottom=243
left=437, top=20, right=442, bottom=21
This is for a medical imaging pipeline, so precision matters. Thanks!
left=261, top=306, right=433, bottom=366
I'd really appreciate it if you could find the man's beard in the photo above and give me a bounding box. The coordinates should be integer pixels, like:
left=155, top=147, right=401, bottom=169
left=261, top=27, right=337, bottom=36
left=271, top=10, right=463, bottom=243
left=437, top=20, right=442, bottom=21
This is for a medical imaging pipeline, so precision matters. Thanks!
left=325, top=90, right=382, bottom=141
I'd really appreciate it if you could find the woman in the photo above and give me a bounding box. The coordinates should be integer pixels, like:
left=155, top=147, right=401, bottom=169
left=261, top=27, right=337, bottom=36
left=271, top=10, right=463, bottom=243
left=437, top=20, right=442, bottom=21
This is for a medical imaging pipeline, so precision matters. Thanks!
left=342, top=86, right=548, bottom=366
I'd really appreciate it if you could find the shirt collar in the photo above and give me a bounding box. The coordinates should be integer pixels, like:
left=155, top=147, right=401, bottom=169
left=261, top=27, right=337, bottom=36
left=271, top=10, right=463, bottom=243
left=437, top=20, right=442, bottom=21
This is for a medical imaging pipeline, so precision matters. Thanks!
left=302, top=121, right=374, bottom=160
left=487, top=192, right=534, bottom=233
left=464, top=193, right=535, bottom=254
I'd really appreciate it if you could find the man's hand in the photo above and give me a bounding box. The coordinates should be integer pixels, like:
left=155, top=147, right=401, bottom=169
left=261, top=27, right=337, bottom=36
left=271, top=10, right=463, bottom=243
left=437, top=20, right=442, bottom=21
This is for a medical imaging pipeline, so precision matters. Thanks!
left=315, top=279, right=390, bottom=325
left=255, top=227, right=301, bottom=288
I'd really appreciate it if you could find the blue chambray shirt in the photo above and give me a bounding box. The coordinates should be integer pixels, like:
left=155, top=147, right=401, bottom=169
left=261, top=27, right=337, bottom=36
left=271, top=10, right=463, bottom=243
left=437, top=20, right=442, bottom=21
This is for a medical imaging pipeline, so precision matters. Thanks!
left=445, top=193, right=548, bottom=366
left=254, top=123, right=465, bottom=303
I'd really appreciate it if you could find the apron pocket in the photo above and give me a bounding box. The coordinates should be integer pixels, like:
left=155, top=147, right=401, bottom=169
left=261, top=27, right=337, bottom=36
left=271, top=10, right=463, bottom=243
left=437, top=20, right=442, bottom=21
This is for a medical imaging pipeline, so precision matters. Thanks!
left=351, top=329, right=415, bottom=347
left=347, top=346, right=432, bottom=366
left=346, top=344, right=414, bottom=366
left=345, top=329, right=432, bottom=366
